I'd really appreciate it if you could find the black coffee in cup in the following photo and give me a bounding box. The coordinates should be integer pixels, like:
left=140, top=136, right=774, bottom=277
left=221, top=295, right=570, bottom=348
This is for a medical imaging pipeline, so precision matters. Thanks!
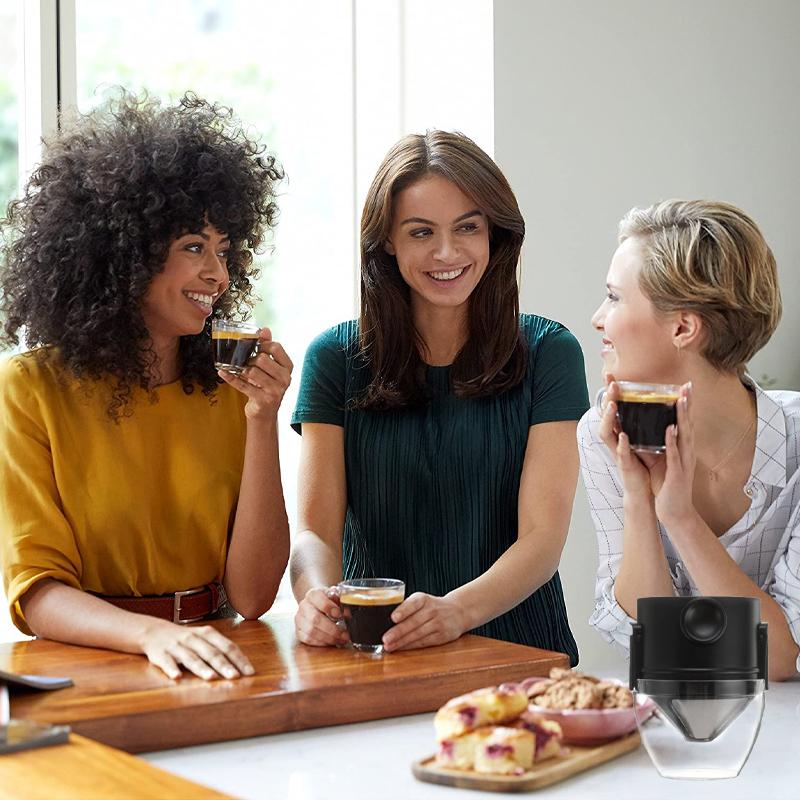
left=616, top=383, right=680, bottom=453
left=212, top=330, right=259, bottom=375
left=339, top=583, right=405, bottom=652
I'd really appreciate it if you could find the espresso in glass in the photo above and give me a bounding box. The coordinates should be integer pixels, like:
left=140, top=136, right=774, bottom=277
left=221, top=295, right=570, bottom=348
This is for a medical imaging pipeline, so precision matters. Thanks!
left=615, top=381, right=681, bottom=453
left=338, top=579, right=405, bottom=654
left=211, top=320, right=259, bottom=375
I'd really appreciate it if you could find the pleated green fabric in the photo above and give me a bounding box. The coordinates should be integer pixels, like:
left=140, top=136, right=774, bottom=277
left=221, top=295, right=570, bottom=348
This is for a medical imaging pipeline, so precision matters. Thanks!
left=292, top=315, right=589, bottom=665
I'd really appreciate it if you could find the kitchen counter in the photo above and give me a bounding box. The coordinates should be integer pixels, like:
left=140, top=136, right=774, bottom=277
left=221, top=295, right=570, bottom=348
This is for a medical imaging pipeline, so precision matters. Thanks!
left=1, top=614, right=566, bottom=753
left=143, top=677, right=800, bottom=800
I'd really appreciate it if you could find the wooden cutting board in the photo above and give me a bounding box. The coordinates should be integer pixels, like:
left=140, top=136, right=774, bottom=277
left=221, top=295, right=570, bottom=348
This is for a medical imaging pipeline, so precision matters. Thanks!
left=0, top=733, right=233, bottom=799
left=412, top=731, right=641, bottom=792
left=1, top=613, right=568, bottom=753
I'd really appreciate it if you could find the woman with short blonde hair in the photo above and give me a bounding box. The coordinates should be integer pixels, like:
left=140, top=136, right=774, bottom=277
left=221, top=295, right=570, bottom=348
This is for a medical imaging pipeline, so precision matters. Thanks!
left=579, top=199, right=800, bottom=681
left=619, top=200, right=781, bottom=373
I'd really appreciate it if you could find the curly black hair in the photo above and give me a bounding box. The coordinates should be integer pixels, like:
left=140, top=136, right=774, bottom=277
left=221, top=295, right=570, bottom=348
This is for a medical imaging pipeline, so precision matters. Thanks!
left=0, top=91, right=283, bottom=417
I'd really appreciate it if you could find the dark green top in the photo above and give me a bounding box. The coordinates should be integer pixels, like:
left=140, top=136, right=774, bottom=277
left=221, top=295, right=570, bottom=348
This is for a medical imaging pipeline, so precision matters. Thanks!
left=292, top=314, right=589, bottom=664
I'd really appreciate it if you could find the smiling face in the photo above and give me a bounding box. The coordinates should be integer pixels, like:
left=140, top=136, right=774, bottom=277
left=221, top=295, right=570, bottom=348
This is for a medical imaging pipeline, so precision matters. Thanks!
left=384, top=173, right=490, bottom=316
left=591, top=236, right=681, bottom=382
left=141, top=224, right=230, bottom=346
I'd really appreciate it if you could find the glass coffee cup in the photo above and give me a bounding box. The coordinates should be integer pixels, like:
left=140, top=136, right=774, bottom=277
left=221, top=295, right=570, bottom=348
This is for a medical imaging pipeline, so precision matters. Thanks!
left=597, top=381, right=682, bottom=453
left=332, top=578, right=405, bottom=654
left=212, top=320, right=260, bottom=375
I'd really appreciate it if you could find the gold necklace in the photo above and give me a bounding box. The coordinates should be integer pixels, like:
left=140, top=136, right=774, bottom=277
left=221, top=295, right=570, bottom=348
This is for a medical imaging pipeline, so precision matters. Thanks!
left=702, top=416, right=757, bottom=481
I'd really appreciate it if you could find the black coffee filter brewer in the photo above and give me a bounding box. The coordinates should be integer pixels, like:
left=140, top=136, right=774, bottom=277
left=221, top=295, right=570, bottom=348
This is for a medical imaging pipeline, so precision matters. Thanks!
left=630, top=597, right=768, bottom=779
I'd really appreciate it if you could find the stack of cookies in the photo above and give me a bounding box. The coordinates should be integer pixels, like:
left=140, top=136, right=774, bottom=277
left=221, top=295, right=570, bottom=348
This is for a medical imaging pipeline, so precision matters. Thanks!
left=525, top=668, right=634, bottom=710
left=434, top=685, right=563, bottom=775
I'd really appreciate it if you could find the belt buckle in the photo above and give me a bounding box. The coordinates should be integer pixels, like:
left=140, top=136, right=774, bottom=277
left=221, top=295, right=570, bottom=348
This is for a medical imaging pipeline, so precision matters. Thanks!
left=173, top=586, right=208, bottom=624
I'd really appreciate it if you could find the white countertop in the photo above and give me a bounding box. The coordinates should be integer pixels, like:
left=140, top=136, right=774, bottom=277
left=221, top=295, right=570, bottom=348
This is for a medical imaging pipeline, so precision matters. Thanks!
left=143, top=680, right=800, bottom=800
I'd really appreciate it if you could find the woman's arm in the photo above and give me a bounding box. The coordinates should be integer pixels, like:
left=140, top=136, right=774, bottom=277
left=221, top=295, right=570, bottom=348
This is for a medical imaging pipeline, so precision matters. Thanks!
left=383, top=420, right=580, bottom=651
left=218, top=329, right=292, bottom=618
left=596, top=378, right=675, bottom=620
left=289, top=422, right=349, bottom=646
left=652, top=394, right=799, bottom=681
left=22, top=579, right=253, bottom=680
left=664, top=514, right=799, bottom=681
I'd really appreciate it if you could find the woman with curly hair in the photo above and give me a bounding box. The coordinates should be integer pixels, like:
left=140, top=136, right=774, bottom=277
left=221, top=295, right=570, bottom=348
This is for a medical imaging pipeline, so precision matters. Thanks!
left=290, top=131, right=589, bottom=661
left=0, top=93, right=292, bottom=680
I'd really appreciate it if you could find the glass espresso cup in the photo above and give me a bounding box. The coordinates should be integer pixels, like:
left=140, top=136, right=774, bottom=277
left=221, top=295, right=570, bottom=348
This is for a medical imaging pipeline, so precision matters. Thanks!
left=212, top=320, right=260, bottom=375
left=597, top=381, right=681, bottom=453
left=335, top=578, right=405, bottom=654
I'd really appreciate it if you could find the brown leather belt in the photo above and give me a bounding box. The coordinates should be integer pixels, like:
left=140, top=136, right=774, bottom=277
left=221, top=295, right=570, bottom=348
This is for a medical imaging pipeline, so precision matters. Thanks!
left=97, top=583, right=226, bottom=624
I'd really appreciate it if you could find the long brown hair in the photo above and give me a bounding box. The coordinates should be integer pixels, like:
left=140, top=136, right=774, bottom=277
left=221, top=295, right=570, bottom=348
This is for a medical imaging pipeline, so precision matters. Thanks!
left=357, top=130, right=526, bottom=410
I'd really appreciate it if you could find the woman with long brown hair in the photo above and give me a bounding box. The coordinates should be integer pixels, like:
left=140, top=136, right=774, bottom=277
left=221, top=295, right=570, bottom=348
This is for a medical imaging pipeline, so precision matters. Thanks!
left=290, top=131, right=588, bottom=660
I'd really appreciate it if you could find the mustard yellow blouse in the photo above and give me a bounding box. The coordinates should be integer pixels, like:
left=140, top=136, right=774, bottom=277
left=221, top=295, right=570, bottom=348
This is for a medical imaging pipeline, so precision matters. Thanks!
left=0, top=351, right=247, bottom=634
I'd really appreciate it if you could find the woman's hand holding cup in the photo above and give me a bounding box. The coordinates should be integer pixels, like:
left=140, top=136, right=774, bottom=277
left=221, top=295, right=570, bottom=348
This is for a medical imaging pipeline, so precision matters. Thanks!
left=217, top=327, right=293, bottom=422
left=294, top=586, right=350, bottom=647
left=597, top=374, right=655, bottom=501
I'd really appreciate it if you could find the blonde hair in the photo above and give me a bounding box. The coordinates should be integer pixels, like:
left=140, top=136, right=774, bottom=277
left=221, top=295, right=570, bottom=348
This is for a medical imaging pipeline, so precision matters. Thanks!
left=619, top=200, right=781, bottom=374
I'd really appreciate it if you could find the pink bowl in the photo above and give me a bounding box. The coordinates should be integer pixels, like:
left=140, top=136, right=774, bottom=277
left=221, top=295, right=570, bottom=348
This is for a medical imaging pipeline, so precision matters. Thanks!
left=527, top=689, right=654, bottom=746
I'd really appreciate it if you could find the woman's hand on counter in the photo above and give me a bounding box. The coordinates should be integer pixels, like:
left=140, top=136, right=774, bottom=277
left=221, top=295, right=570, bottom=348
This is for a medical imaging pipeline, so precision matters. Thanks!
left=381, top=592, right=467, bottom=652
left=294, top=587, right=350, bottom=647
left=139, top=619, right=255, bottom=681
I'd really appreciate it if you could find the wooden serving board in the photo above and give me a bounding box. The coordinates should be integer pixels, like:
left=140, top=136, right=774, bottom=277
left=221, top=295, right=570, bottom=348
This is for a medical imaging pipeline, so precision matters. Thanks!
left=0, top=733, right=232, bottom=799
left=412, top=731, right=641, bottom=792
left=1, top=613, right=567, bottom=753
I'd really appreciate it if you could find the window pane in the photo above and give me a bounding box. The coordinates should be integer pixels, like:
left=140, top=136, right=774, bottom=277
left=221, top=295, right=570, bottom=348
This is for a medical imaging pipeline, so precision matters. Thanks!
left=0, top=3, right=21, bottom=642
left=76, top=0, right=356, bottom=611
left=0, top=4, right=18, bottom=219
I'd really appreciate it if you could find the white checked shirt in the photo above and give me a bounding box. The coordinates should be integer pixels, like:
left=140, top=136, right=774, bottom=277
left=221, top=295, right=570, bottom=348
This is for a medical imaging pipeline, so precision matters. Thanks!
left=577, top=377, right=800, bottom=672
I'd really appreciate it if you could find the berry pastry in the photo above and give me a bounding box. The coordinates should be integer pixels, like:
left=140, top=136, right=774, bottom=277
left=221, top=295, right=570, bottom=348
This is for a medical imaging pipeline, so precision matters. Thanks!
left=474, top=726, right=535, bottom=775
left=516, top=710, right=564, bottom=762
left=435, top=727, right=492, bottom=769
left=434, top=685, right=528, bottom=741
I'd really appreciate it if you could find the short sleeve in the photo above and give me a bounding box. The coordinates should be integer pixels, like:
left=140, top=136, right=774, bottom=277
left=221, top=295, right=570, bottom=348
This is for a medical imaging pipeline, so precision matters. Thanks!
left=529, top=325, right=590, bottom=426
left=0, top=357, right=83, bottom=634
left=291, top=326, right=348, bottom=433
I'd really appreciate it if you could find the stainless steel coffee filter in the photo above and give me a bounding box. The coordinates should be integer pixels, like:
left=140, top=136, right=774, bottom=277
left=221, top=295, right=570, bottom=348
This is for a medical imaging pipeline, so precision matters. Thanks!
left=630, top=597, right=768, bottom=779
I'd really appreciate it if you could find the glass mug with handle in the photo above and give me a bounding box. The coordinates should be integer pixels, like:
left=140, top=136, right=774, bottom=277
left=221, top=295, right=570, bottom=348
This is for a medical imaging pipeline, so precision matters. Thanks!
left=596, top=381, right=681, bottom=453
left=327, top=578, right=406, bottom=654
left=212, top=319, right=260, bottom=375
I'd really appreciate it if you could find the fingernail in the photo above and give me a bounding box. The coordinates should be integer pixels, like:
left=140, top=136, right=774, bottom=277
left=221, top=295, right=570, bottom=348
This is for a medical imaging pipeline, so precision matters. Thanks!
left=224, top=668, right=238, bottom=679
left=243, top=665, right=255, bottom=676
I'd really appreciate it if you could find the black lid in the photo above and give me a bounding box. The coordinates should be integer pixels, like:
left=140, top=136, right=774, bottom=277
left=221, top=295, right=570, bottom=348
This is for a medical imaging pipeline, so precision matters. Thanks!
left=629, top=597, right=768, bottom=685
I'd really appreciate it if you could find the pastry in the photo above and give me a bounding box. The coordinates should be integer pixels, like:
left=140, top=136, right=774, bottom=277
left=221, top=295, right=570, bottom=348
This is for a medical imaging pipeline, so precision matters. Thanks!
left=435, top=727, right=492, bottom=769
left=516, top=709, right=564, bottom=761
left=474, top=726, right=534, bottom=775
left=434, top=685, right=528, bottom=741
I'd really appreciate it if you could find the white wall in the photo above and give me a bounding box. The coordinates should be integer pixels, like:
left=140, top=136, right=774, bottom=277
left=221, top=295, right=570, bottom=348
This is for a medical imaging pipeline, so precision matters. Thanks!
left=494, top=0, right=800, bottom=673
